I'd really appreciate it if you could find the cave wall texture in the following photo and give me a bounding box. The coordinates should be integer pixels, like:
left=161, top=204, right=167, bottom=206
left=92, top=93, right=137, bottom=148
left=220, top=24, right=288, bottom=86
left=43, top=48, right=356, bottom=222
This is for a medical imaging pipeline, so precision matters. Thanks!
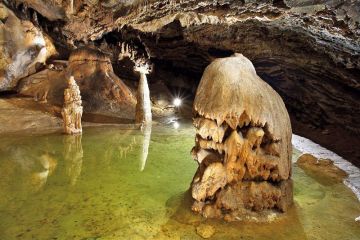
left=0, top=0, right=359, bottom=165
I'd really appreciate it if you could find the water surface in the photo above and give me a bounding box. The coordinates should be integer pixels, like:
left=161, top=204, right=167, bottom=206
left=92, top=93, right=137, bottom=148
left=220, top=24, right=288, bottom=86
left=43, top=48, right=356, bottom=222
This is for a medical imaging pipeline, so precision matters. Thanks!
left=0, top=124, right=359, bottom=240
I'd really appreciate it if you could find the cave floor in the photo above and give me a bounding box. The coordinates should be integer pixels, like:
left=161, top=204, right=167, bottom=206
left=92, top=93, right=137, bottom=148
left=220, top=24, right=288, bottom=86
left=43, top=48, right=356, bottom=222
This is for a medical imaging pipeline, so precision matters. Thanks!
left=0, top=124, right=359, bottom=240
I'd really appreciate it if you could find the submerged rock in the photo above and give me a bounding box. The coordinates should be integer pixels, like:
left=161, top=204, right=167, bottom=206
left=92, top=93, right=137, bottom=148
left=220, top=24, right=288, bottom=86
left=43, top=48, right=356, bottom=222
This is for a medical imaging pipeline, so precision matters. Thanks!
left=297, top=153, right=348, bottom=185
left=196, top=224, right=215, bottom=239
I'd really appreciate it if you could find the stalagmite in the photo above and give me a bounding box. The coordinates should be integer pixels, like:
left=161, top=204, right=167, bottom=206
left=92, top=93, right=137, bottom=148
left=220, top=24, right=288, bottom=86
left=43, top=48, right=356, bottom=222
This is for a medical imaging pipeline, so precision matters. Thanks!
left=61, top=76, right=83, bottom=135
left=134, top=60, right=152, bottom=125
left=190, top=54, right=293, bottom=221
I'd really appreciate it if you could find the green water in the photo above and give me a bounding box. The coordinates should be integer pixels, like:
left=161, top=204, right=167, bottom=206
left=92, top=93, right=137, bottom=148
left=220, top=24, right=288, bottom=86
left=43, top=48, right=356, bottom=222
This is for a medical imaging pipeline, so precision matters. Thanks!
left=0, top=124, right=359, bottom=240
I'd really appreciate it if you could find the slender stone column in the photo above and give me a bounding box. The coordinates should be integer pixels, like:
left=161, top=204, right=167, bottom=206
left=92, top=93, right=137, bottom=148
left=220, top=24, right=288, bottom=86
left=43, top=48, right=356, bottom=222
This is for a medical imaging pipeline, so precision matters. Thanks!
left=135, top=66, right=152, bottom=125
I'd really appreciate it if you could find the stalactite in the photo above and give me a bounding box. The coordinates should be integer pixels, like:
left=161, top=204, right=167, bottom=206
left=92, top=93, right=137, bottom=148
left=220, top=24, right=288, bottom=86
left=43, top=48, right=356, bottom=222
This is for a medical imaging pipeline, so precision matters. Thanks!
left=70, top=0, right=74, bottom=14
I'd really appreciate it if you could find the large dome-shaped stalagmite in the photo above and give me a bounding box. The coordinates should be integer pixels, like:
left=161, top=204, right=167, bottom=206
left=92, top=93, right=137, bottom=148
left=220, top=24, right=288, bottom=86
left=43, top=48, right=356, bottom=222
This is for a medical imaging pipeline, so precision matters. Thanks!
left=191, top=54, right=293, bottom=221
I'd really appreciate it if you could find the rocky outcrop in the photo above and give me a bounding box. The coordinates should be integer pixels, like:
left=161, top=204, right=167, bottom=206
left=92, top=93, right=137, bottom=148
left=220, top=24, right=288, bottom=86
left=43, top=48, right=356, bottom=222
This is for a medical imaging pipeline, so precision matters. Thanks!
left=12, top=0, right=66, bottom=21
left=67, top=47, right=136, bottom=114
left=0, top=3, right=56, bottom=91
left=18, top=47, right=136, bottom=119
left=0, top=98, right=62, bottom=134
left=191, top=54, right=293, bottom=221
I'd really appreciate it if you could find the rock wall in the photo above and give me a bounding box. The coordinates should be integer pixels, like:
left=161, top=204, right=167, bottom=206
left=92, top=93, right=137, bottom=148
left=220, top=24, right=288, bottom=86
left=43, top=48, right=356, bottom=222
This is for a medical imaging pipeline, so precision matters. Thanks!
left=18, top=47, right=136, bottom=119
left=0, top=3, right=56, bottom=91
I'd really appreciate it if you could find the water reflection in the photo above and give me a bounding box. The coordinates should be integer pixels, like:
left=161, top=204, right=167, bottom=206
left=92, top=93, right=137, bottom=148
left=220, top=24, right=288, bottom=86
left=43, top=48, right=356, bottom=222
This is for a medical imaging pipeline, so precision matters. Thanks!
left=0, top=126, right=359, bottom=240
left=0, top=139, right=58, bottom=194
left=116, top=131, right=137, bottom=159
left=63, top=134, right=83, bottom=186
left=139, top=123, right=152, bottom=171
left=31, top=152, right=57, bottom=191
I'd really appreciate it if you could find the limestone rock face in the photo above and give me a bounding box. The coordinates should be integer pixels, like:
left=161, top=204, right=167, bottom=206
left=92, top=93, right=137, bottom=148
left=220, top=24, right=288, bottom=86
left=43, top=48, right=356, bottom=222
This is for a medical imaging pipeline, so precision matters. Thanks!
left=13, top=0, right=66, bottom=21
left=0, top=3, right=56, bottom=91
left=68, top=47, right=136, bottom=111
left=18, top=47, right=136, bottom=119
left=191, top=54, right=293, bottom=221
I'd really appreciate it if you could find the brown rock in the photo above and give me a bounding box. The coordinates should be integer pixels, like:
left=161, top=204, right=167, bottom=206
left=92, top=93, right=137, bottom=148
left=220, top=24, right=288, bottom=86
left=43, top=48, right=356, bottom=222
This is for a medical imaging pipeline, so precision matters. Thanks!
left=297, top=153, right=348, bottom=185
left=19, top=47, right=136, bottom=119
left=196, top=224, right=215, bottom=239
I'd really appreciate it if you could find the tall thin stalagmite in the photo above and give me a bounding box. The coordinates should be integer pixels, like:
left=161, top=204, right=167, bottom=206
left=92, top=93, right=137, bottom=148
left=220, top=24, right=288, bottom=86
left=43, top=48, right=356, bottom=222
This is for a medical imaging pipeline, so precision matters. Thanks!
left=134, top=62, right=152, bottom=124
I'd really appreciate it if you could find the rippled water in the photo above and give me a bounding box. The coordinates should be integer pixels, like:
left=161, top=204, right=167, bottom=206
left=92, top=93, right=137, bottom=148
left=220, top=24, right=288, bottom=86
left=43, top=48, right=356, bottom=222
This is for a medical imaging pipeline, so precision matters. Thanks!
left=0, top=123, right=359, bottom=240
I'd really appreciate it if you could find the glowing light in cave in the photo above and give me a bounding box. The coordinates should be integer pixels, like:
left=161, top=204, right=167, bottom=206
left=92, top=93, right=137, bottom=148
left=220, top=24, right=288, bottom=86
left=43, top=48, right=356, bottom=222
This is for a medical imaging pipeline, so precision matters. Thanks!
left=173, top=121, right=180, bottom=129
left=173, top=98, right=182, bottom=107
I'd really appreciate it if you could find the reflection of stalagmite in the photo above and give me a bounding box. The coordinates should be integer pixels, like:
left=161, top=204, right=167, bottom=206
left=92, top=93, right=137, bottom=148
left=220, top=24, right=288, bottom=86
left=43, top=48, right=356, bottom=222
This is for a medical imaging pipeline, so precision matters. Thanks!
left=31, top=153, right=58, bottom=192
left=191, top=54, right=293, bottom=221
left=139, top=123, right=152, bottom=171
left=118, top=137, right=137, bottom=159
left=61, top=76, right=83, bottom=134
left=63, top=134, right=83, bottom=186
left=134, top=60, right=152, bottom=124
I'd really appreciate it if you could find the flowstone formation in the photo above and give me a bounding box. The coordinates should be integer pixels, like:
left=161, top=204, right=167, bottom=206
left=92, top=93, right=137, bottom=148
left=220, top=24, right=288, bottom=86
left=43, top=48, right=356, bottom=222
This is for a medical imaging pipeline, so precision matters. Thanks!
left=191, top=54, right=293, bottom=221
left=61, top=76, right=83, bottom=135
